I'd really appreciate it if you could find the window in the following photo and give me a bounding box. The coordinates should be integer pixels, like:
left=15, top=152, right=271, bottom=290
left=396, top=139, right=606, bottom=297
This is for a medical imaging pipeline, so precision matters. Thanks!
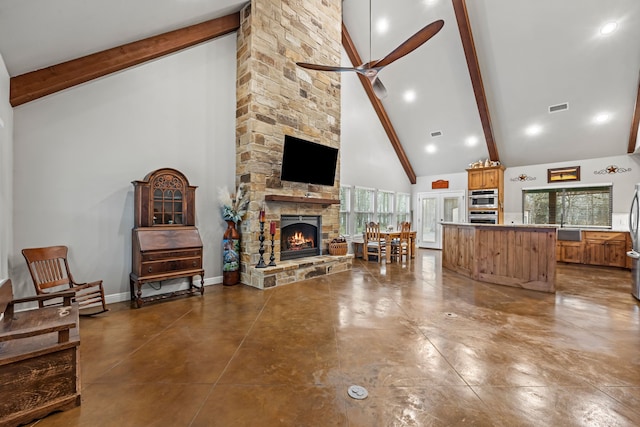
left=377, top=190, right=394, bottom=230
left=523, top=185, right=612, bottom=227
left=396, top=192, right=411, bottom=226
left=339, top=186, right=351, bottom=236
left=354, top=187, right=375, bottom=235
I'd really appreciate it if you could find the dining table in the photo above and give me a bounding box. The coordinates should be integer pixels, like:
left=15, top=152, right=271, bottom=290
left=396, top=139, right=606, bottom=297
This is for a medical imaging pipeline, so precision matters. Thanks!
left=378, top=230, right=417, bottom=263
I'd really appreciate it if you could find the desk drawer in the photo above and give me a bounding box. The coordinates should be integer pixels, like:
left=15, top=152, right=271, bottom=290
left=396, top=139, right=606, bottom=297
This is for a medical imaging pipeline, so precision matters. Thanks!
left=141, top=257, right=202, bottom=275
left=141, top=249, right=201, bottom=262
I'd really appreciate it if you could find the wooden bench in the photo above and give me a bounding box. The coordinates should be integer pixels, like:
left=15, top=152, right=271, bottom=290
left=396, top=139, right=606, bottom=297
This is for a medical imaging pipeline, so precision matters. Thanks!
left=0, top=279, right=81, bottom=426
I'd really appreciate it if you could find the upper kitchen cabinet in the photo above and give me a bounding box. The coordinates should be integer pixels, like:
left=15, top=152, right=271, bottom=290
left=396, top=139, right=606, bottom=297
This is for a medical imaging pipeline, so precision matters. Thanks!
left=467, top=165, right=505, bottom=190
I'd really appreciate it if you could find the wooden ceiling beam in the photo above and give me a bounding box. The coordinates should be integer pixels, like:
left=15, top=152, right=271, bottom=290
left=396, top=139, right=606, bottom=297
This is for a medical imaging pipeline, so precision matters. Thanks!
left=342, top=23, right=417, bottom=184
left=452, top=0, right=499, bottom=162
left=10, top=12, right=240, bottom=107
left=627, top=72, right=640, bottom=153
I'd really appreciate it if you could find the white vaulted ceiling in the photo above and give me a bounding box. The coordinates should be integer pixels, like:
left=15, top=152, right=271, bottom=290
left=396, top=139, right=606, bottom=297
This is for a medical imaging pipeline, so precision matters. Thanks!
left=1, top=0, right=639, bottom=178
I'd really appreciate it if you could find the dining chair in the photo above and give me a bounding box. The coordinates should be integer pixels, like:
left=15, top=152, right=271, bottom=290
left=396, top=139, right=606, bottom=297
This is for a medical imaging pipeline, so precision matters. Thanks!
left=365, top=222, right=385, bottom=262
left=391, top=221, right=411, bottom=263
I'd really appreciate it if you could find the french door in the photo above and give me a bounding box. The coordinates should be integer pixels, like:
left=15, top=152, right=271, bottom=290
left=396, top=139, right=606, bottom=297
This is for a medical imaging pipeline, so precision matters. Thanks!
left=416, top=191, right=465, bottom=249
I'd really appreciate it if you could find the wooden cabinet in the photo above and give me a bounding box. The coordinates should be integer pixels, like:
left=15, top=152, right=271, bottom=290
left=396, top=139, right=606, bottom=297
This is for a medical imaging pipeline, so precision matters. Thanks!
left=467, top=165, right=506, bottom=223
left=130, top=168, right=204, bottom=307
left=556, top=231, right=631, bottom=268
left=556, top=241, right=584, bottom=263
left=583, top=231, right=629, bottom=268
left=467, top=166, right=504, bottom=190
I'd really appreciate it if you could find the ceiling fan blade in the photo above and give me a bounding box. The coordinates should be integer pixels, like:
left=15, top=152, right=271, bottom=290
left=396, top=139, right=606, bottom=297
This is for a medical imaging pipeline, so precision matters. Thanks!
left=296, top=63, right=361, bottom=73
left=371, top=19, right=444, bottom=69
left=371, top=77, right=387, bottom=99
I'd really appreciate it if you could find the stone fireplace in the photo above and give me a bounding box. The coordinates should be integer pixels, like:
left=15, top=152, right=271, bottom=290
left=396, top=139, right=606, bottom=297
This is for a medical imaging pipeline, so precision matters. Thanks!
left=234, top=0, right=351, bottom=289
left=280, top=215, right=321, bottom=260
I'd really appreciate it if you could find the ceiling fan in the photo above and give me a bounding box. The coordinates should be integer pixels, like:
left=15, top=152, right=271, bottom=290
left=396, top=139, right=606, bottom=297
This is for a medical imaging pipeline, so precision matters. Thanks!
left=297, top=18, right=444, bottom=99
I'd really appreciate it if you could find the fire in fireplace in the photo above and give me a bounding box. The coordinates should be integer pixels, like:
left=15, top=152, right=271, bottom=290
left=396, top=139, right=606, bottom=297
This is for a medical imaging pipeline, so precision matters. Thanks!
left=280, top=215, right=321, bottom=260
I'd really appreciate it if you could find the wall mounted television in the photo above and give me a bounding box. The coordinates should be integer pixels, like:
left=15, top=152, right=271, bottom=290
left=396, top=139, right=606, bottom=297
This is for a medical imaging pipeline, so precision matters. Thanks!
left=280, top=135, right=339, bottom=186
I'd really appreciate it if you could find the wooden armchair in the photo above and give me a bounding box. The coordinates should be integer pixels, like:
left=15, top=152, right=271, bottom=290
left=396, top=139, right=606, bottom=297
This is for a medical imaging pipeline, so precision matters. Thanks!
left=22, top=245, right=109, bottom=315
left=391, top=221, right=411, bottom=263
left=364, top=222, right=386, bottom=262
left=0, top=279, right=81, bottom=426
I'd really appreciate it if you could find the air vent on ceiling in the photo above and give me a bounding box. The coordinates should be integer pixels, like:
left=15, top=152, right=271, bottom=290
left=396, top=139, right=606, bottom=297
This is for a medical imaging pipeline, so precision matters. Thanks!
left=430, top=131, right=443, bottom=137
left=548, top=102, right=569, bottom=113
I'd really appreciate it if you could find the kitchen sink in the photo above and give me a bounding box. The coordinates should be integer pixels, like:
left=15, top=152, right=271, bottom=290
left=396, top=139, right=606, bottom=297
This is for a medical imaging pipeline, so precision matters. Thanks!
left=557, top=228, right=582, bottom=241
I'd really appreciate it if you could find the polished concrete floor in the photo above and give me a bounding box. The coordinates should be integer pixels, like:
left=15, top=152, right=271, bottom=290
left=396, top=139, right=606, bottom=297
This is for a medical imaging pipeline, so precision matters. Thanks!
left=30, top=249, right=640, bottom=426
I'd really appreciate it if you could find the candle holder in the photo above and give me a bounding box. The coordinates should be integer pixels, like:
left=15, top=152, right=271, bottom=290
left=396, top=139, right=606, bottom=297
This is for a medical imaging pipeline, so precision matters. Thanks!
left=268, top=230, right=277, bottom=267
left=256, top=220, right=267, bottom=268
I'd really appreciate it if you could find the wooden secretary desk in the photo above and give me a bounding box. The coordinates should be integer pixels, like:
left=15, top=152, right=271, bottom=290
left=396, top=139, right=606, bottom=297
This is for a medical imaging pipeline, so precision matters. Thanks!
left=130, top=168, right=204, bottom=308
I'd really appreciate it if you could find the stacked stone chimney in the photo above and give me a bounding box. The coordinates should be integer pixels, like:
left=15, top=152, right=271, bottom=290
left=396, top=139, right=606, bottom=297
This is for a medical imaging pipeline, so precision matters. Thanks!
left=236, top=0, right=343, bottom=287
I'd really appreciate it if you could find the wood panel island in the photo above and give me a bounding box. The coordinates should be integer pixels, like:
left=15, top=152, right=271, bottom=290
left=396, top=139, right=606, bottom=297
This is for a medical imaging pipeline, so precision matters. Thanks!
left=442, top=223, right=557, bottom=293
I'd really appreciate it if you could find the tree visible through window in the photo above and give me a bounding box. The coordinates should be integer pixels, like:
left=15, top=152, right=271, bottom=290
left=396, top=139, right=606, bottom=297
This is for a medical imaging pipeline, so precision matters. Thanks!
left=377, top=190, right=394, bottom=230
left=354, top=187, right=375, bottom=235
left=339, top=186, right=350, bottom=236
left=396, top=193, right=411, bottom=226
left=523, top=185, right=612, bottom=227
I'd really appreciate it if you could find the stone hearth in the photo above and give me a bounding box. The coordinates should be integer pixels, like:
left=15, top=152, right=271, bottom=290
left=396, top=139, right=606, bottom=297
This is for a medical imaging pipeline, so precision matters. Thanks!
left=247, top=254, right=353, bottom=289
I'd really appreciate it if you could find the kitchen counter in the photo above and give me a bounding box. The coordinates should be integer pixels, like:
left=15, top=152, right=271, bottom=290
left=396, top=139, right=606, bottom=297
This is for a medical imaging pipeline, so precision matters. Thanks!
left=441, top=222, right=556, bottom=293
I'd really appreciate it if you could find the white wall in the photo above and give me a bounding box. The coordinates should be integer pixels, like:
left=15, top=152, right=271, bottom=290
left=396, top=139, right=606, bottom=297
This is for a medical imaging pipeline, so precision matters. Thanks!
left=503, top=154, right=640, bottom=229
left=0, top=53, right=13, bottom=280
left=339, top=50, right=412, bottom=194
left=11, top=33, right=237, bottom=301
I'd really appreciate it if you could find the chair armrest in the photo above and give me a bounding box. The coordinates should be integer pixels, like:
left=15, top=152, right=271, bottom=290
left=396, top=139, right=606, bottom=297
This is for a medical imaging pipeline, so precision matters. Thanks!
left=10, top=290, right=75, bottom=306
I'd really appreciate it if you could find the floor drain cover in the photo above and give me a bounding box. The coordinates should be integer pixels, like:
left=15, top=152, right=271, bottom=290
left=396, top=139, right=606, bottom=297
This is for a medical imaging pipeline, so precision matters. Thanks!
left=444, top=312, right=458, bottom=318
left=347, top=385, right=368, bottom=400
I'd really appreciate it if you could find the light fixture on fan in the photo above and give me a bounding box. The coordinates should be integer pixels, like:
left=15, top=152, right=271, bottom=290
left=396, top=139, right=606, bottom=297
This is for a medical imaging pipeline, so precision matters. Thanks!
left=296, top=3, right=444, bottom=99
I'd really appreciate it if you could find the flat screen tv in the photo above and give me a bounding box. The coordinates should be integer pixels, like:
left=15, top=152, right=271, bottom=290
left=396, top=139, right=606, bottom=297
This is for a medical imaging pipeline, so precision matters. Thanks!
left=280, top=135, right=338, bottom=186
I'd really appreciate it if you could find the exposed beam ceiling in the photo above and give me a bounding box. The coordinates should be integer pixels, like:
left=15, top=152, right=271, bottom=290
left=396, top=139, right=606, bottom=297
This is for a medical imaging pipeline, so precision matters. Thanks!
left=628, top=72, right=640, bottom=153
left=10, top=12, right=240, bottom=107
left=341, top=23, right=417, bottom=185
left=452, top=0, right=499, bottom=162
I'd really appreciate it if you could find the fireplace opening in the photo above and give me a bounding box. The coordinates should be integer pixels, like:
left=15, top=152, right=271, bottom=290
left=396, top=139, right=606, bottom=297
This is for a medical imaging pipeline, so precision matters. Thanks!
left=280, top=215, right=321, bottom=261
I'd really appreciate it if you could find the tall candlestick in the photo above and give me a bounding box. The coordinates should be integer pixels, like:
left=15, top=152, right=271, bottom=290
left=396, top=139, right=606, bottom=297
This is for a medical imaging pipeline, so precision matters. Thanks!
left=259, top=202, right=266, bottom=222
left=256, top=220, right=267, bottom=268
left=268, top=221, right=276, bottom=266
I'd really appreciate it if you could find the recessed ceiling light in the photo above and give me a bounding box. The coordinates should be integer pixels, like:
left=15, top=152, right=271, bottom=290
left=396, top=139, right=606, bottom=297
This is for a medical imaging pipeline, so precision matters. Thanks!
left=424, top=0, right=440, bottom=5
left=403, top=90, right=416, bottom=103
left=525, top=124, right=542, bottom=136
left=465, top=136, right=478, bottom=146
left=600, top=21, right=618, bottom=35
left=593, top=112, right=610, bottom=124
left=425, top=144, right=437, bottom=154
left=376, top=18, right=389, bottom=34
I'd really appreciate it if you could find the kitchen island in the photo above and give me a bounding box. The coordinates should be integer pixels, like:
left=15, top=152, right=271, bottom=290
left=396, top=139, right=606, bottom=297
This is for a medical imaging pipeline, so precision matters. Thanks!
left=442, top=222, right=557, bottom=293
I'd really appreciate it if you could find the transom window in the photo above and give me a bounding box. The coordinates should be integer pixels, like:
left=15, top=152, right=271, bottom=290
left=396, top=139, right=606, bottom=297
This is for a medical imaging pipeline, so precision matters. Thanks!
left=523, top=185, right=612, bottom=227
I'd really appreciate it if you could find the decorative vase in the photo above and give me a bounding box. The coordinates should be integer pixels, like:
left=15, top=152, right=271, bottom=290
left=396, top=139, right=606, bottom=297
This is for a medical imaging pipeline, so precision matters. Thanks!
left=222, top=220, right=241, bottom=285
